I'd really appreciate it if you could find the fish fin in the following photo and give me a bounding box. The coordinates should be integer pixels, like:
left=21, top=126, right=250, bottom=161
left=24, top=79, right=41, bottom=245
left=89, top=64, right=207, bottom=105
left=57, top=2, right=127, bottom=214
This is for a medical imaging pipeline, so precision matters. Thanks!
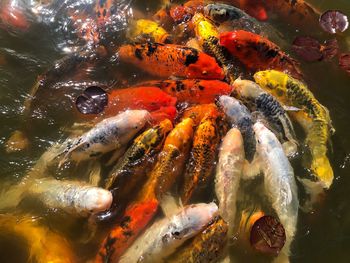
left=57, top=138, right=85, bottom=168
left=106, top=145, right=128, bottom=166
left=282, top=141, right=299, bottom=159
left=5, top=130, right=30, bottom=153
left=160, top=193, right=181, bottom=217
left=283, top=105, right=302, bottom=112
left=242, top=157, right=261, bottom=180
left=0, top=181, right=33, bottom=210
left=298, top=178, right=324, bottom=211
left=88, top=162, right=102, bottom=186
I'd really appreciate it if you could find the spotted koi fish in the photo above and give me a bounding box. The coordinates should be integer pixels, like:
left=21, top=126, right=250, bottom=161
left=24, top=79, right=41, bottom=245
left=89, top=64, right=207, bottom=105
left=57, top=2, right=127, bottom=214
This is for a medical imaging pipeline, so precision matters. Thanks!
left=254, top=70, right=334, bottom=190
left=127, top=19, right=172, bottom=43
left=140, top=79, right=232, bottom=104
left=118, top=43, right=225, bottom=80
left=95, top=117, right=195, bottom=263
left=167, top=216, right=228, bottom=263
left=191, top=13, right=241, bottom=84
left=181, top=105, right=223, bottom=204
left=59, top=110, right=150, bottom=166
left=120, top=203, right=218, bottom=263
left=220, top=30, right=303, bottom=80
left=105, top=119, right=173, bottom=200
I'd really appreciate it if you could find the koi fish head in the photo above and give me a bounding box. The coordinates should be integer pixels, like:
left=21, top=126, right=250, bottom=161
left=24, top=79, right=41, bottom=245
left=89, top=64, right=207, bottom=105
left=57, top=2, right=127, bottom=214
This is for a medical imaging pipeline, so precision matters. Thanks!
left=204, top=3, right=245, bottom=24
left=233, top=78, right=263, bottom=100
left=253, top=70, right=289, bottom=101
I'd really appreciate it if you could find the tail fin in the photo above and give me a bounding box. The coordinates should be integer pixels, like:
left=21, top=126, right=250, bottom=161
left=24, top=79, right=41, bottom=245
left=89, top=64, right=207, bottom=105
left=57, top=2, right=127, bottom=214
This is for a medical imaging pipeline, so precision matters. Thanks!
left=0, top=181, right=31, bottom=210
left=311, top=155, right=334, bottom=189
left=5, top=130, right=29, bottom=153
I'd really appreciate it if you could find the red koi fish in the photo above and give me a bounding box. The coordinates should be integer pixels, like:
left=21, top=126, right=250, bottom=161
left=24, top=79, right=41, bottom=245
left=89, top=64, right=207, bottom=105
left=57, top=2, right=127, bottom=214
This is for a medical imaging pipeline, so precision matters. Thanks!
left=220, top=31, right=303, bottom=79
left=140, top=79, right=232, bottom=104
left=118, top=43, right=225, bottom=80
left=104, top=87, right=177, bottom=123
left=0, top=3, right=29, bottom=31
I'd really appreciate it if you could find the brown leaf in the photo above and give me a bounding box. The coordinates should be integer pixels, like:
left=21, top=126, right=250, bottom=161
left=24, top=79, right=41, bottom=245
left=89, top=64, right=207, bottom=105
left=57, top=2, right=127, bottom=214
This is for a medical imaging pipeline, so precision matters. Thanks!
left=339, top=53, right=350, bottom=75
left=321, top=39, right=339, bottom=61
left=292, top=36, right=323, bottom=62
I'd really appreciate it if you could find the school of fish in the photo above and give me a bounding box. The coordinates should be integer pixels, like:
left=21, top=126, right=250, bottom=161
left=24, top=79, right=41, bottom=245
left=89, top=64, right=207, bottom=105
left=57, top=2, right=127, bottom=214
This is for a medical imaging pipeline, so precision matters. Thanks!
left=0, top=0, right=338, bottom=262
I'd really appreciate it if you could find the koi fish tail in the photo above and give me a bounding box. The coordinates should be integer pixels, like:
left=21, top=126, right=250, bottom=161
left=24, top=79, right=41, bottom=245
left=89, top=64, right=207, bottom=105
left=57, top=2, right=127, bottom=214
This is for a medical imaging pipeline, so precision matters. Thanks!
left=5, top=130, right=29, bottom=153
left=310, top=154, right=333, bottom=189
left=0, top=181, right=31, bottom=210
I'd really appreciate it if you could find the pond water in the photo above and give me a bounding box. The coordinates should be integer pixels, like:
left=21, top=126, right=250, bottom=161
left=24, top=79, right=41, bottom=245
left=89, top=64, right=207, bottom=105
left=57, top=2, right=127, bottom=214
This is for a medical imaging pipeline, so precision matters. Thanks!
left=0, top=0, right=349, bottom=262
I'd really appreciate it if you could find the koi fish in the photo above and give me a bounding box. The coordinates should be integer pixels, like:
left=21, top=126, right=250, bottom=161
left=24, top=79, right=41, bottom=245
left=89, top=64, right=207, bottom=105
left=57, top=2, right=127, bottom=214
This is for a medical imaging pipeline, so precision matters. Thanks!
left=119, top=203, right=219, bottom=263
left=183, top=103, right=221, bottom=125
left=263, top=0, right=320, bottom=30
left=254, top=70, right=334, bottom=190
left=204, top=3, right=285, bottom=46
left=0, top=214, right=75, bottom=263
left=167, top=216, right=228, bottom=263
left=0, top=177, right=112, bottom=215
left=105, top=119, right=173, bottom=191
left=0, top=2, right=30, bottom=31
left=233, top=78, right=298, bottom=156
left=169, top=0, right=205, bottom=24
left=141, top=79, right=232, bottom=104
left=118, top=43, right=225, bottom=80
left=253, top=122, right=299, bottom=257
left=127, top=19, right=172, bottom=43
left=95, top=117, right=195, bottom=263
left=29, top=178, right=112, bottom=215
left=218, top=95, right=256, bottom=162
left=181, top=106, right=223, bottom=204
left=104, top=87, right=177, bottom=123
left=215, top=127, right=245, bottom=235
left=59, top=110, right=150, bottom=166
left=219, top=30, right=303, bottom=80
left=192, top=13, right=241, bottom=84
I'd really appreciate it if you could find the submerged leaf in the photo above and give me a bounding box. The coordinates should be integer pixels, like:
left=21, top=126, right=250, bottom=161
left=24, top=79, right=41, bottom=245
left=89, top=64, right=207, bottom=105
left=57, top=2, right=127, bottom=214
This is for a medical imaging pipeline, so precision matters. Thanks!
left=250, top=215, right=286, bottom=256
left=292, top=36, right=323, bottom=62
left=292, top=37, right=339, bottom=62
left=321, top=39, right=339, bottom=61
left=339, top=53, right=350, bottom=75
left=319, top=10, right=349, bottom=34
left=75, top=86, right=108, bottom=114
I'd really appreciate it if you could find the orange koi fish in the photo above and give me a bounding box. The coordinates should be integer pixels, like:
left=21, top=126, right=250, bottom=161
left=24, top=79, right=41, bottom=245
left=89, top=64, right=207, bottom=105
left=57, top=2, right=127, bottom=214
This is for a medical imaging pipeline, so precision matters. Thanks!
left=219, top=31, right=303, bottom=79
left=0, top=3, right=29, bottom=31
left=0, top=214, right=76, bottom=263
left=96, top=117, right=195, bottom=263
left=103, top=86, right=177, bottom=123
left=140, top=79, right=232, bottom=104
left=118, top=43, right=225, bottom=80
left=181, top=105, right=224, bottom=204
left=183, top=103, right=220, bottom=125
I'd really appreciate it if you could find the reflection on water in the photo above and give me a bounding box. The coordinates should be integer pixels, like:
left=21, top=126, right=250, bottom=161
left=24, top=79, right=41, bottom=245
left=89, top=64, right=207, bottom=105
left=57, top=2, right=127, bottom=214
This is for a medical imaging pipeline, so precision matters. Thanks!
left=0, top=0, right=349, bottom=262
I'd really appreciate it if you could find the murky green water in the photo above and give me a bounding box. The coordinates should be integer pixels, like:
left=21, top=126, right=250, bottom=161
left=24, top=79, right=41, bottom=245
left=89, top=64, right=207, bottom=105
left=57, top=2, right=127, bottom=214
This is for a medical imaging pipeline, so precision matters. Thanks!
left=0, top=0, right=350, bottom=262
